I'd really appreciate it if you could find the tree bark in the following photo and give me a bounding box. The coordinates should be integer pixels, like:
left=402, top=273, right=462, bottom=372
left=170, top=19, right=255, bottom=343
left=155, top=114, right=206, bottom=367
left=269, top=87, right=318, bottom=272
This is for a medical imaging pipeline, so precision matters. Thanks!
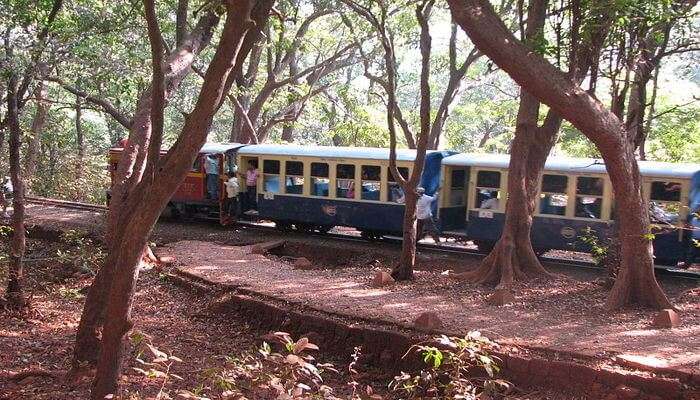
left=447, top=0, right=673, bottom=309
left=72, top=9, right=221, bottom=368
left=89, top=2, right=272, bottom=397
left=25, top=80, right=51, bottom=185
left=5, top=76, right=28, bottom=311
left=75, top=94, right=85, bottom=183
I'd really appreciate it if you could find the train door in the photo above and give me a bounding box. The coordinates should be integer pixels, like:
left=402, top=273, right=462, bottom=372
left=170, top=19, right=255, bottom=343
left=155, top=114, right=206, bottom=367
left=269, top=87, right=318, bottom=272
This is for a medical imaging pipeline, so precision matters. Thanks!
left=238, top=155, right=260, bottom=213
left=645, top=178, right=688, bottom=265
left=439, top=166, right=469, bottom=232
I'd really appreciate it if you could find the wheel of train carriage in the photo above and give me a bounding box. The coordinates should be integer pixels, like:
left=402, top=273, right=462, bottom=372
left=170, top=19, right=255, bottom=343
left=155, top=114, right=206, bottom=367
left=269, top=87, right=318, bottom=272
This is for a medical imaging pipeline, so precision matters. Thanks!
left=293, top=223, right=315, bottom=233
left=315, top=225, right=333, bottom=234
left=360, top=230, right=382, bottom=241
left=474, top=240, right=495, bottom=253
left=275, top=220, right=293, bottom=231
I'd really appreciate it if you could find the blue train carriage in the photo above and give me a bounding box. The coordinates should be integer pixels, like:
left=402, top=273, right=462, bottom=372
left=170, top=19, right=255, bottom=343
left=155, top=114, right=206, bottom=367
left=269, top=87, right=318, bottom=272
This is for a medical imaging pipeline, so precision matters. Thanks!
left=235, top=144, right=454, bottom=237
left=437, top=153, right=700, bottom=265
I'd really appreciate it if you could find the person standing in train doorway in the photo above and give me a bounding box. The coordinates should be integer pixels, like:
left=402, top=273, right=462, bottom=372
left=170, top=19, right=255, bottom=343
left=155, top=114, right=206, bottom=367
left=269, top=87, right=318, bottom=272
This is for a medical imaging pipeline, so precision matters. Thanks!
left=415, top=187, right=441, bottom=244
left=243, top=160, right=259, bottom=213
left=205, top=154, right=220, bottom=200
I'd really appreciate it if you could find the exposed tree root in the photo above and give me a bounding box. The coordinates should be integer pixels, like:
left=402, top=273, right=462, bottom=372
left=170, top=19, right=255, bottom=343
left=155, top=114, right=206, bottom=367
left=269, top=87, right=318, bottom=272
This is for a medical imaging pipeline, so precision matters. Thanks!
left=452, top=235, right=554, bottom=288
left=5, top=368, right=60, bottom=382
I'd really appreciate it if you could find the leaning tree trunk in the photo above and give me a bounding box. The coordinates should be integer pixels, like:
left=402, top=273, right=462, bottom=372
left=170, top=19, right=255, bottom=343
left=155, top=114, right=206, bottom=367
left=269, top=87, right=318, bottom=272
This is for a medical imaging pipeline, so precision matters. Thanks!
left=89, top=2, right=271, bottom=397
left=72, top=10, right=221, bottom=368
left=5, top=78, right=28, bottom=311
left=446, top=0, right=673, bottom=310
left=392, top=190, right=418, bottom=280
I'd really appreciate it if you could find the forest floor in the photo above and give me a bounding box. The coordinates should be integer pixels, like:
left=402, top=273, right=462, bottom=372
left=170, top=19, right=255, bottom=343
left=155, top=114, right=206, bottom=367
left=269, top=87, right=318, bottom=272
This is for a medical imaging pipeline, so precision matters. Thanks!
left=0, top=236, right=578, bottom=400
left=1, top=204, right=698, bottom=399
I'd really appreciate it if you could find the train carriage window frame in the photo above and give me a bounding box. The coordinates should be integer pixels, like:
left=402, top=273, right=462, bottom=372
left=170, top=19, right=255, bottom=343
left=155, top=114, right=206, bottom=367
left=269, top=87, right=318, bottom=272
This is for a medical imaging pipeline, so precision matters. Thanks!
left=262, top=159, right=281, bottom=193
left=387, top=166, right=410, bottom=204
left=648, top=180, right=683, bottom=226
left=449, top=168, right=467, bottom=206
left=310, top=162, right=329, bottom=197
left=336, top=164, right=356, bottom=200
left=574, top=176, right=604, bottom=219
left=191, top=156, right=202, bottom=173
left=473, top=169, right=503, bottom=211
left=360, top=165, right=382, bottom=201
left=539, top=174, right=569, bottom=217
left=284, top=161, right=305, bottom=195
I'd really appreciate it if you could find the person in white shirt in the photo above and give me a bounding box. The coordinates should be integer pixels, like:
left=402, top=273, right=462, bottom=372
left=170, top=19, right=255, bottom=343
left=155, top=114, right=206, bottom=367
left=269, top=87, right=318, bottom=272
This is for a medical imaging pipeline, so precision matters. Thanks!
left=224, top=167, right=240, bottom=218
left=415, top=187, right=440, bottom=244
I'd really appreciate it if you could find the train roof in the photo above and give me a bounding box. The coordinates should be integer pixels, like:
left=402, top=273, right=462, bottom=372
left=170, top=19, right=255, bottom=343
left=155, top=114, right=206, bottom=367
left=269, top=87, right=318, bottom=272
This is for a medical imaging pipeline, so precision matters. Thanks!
left=200, top=143, right=246, bottom=154
left=442, top=153, right=700, bottom=179
left=236, top=144, right=438, bottom=161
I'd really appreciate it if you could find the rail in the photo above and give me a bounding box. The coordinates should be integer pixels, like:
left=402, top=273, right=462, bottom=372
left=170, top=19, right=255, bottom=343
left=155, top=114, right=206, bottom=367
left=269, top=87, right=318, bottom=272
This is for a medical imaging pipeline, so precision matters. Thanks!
left=23, top=196, right=699, bottom=281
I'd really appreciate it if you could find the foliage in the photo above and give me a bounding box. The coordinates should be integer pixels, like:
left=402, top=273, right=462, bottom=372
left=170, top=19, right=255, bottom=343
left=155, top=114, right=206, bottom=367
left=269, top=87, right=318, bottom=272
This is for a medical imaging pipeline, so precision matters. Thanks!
left=55, top=229, right=105, bottom=274
left=577, top=227, right=609, bottom=266
left=389, top=332, right=510, bottom=399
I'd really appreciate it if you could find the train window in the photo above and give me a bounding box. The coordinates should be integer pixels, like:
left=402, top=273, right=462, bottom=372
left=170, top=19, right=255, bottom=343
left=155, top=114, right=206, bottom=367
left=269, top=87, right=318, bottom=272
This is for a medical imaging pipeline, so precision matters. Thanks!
left=191, top=156, right=201, bottom=172
left=649, top=181, right=682, bottom=225
left=474, top=170, right=501, bottom=210
left=540, top=174, right=568, bottom=216
left=650, top=181, right=681, bottom=202
left=336, top=164, right=356, bottom=199
left=388, top=167, right=409, bottom=204
left=263, top=160, right=280, bottom=193
left=575, top=177, right=603, bottom=219
left=311, top=162, right=329, bottom=197
left=450, top=169, right=467, bottom=206
left=361, top=165, right=381, bottom=201
left=285, top=161, right=304, bottom=195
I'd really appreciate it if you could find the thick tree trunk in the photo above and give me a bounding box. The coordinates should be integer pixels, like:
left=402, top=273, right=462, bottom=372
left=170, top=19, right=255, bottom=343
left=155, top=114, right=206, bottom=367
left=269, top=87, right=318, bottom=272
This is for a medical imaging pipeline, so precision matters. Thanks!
left=447, top=0, right=673, bottom=309
left=392, top=191, right=418, bottom=280
left=5, top=78, right=28, bottom=311
left=454, top=94, right=554, bottom=286
left=89, top=2, right=271, bottom=397
left=25, top=81, right=50, bottom=185
left=72, top=10, right=221, bottom=368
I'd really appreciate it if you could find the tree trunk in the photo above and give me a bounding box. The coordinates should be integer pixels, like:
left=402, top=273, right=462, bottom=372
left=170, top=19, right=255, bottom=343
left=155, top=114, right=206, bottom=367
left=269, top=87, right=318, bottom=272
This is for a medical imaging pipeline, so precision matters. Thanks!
left=392, top=191, right=418, bottom=280
left=447, top=0, right=673, bottom=309
left=5, top=77, right=28, bottom=311
left=72, top=10, right=221, bottom=369
left=25, top=80, right=51, bottom=186
left=76, top=94, right=85, bottom=183
left=89, top=2, right=271, bottom=397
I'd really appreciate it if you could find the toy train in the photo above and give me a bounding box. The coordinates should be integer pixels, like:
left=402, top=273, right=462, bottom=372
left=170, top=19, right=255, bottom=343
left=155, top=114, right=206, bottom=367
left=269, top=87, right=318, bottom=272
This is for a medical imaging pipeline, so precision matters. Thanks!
left=108, top=143, right=700, bottom=266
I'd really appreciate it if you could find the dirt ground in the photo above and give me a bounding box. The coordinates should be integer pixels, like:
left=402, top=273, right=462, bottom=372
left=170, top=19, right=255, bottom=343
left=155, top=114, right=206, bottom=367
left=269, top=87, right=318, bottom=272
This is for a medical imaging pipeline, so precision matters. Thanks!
left=0, top=237, right=578, bottom=400
left=159, top=239, right=699, bottom=376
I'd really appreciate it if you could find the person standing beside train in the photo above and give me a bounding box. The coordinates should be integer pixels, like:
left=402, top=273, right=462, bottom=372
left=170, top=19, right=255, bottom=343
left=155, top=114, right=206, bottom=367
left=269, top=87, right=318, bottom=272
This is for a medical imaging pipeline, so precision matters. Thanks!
left=205, top=154, right=220, bottom=200
left=224, top=168, right=240, bottom=220
left=415, top=187, right=441, bottom=244
left=243, top=160, right=259, bottom=213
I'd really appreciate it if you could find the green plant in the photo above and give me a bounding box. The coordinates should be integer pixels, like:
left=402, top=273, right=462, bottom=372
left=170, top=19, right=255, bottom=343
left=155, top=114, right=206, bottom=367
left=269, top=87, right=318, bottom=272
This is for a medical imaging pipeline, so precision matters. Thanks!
left=577, top=227, right=609, bottom=266
left=129, top=331, right=183, bottom=399
left=56, top=230, right=104, bottom=274
left=192, top=332, right=338, bottom=399
left=389, top=332, right=511, bottom=399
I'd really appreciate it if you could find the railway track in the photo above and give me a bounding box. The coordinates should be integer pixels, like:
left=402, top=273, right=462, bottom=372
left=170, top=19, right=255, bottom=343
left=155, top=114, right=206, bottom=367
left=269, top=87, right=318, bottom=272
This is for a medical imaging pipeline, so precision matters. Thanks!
left=24, top=196, right=700, bottom=281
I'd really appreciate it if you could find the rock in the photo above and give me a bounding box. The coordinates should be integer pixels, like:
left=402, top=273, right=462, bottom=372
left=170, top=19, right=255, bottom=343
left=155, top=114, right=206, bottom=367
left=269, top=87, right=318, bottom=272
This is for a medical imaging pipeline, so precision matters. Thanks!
left=414, top=311, right=443, bottom=331
left=612, top=385, right=640, bottom=400
left=652, top=309, right=680, bottom=329
left=251, top=240, right=286, bottom=255
left=158, top=256, right=176, bottom=264
left=486, top=289, right=515, bottom=306
left=371, top=271, right=395, bottom=287
left=293, top=257, right=313, bottom=270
